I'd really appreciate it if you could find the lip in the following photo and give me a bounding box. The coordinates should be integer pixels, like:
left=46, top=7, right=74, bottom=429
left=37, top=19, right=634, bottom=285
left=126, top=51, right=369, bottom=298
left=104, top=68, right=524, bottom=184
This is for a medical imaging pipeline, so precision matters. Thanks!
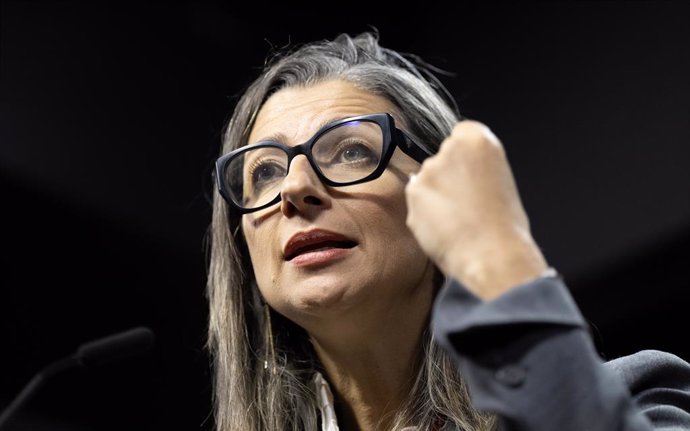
left=283, top=229, right=358, bottom=262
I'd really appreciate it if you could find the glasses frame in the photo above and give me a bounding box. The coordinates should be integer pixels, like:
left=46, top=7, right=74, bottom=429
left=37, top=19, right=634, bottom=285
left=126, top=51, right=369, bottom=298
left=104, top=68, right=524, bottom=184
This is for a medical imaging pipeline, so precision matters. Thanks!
left=215, top=112, right=433, bottom=214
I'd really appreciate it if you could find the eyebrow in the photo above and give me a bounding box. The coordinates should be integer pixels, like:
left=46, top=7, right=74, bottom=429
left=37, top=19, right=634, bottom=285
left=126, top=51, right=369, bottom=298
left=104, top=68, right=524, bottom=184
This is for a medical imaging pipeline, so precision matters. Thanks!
left=253, top=115, right=351, bottom=145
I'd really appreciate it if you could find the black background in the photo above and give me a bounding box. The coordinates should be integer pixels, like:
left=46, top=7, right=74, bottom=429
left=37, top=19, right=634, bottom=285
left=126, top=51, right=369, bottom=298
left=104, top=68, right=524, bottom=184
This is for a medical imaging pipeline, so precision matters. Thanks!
left=2, top=1, right=689, bottom=430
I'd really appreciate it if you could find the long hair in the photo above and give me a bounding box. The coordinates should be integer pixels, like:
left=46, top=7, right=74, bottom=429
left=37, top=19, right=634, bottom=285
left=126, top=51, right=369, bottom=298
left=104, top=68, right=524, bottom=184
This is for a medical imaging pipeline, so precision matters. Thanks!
left=207, top=31, right=497, bottom=430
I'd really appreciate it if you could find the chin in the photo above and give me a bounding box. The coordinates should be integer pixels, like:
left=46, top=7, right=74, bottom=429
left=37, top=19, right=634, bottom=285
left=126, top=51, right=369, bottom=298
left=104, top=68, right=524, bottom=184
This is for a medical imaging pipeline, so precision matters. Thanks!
left=286, top=278, right=365, bottom=317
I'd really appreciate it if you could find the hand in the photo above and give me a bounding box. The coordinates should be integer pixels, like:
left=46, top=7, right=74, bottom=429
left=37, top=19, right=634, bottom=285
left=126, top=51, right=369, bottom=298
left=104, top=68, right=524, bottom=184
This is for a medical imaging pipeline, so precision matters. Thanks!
left=405, top=120, right=549, bottom=300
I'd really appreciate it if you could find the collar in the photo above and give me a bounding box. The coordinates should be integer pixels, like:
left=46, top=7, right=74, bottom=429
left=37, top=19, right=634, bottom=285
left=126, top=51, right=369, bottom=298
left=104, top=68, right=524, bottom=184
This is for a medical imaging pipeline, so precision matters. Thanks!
left=312, top=372, right=339, bottom=431
left=311, top=372, right=446, bottom=431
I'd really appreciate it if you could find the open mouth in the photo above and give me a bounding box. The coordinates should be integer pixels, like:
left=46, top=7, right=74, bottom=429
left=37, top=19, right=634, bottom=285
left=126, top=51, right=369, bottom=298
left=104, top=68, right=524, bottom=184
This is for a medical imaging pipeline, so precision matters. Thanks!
left=283, top=229, right=359, bottom=262
left=285, top=240, right=357, bottom=261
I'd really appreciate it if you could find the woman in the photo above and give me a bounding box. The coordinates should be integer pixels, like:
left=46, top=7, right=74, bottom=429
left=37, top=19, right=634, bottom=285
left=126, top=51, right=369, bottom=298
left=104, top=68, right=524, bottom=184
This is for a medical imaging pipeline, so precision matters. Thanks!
left=207, top=32, right=690, bottom=430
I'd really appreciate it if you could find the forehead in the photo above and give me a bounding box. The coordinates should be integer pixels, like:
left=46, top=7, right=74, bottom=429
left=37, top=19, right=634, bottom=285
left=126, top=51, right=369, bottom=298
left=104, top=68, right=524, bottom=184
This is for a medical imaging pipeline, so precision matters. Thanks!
left=249, top=80, right=399, bottom=145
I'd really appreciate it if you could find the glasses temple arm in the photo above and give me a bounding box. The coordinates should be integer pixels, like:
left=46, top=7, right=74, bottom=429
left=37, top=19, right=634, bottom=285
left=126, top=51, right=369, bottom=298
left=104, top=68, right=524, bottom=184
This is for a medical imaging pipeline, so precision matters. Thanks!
left=396, top=129, right=434, bottom=163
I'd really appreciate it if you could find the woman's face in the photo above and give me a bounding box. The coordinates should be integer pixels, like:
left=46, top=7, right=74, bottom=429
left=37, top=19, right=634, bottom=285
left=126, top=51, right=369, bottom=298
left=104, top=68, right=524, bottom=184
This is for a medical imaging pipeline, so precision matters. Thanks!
left=242, top=80, right=434, bottom=328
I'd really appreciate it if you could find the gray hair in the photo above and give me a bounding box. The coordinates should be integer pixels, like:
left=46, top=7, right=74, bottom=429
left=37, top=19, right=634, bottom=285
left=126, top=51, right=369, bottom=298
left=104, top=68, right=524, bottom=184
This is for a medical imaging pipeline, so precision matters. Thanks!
left=207, top=31, right=497, bottom=430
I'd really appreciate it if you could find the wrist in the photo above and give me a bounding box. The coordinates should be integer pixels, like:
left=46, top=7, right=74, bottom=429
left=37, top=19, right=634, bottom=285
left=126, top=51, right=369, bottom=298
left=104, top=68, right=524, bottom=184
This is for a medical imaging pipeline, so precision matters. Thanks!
left=447, top=234, right=550, bottom=301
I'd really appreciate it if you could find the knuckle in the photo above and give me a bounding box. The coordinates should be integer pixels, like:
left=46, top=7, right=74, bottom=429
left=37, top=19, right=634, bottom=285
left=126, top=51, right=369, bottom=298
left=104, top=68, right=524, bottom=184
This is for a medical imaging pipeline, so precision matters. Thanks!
left=405, top=211, right=416, bottom=229
left=413, top=170, right=435, bottom=189
left=418, top=158, right=435, bottom=175
left=452, top=120, right=486, bottom=140
left=450, top=120, right=504, bottom=154
left=405, top=180, right=422, bottom=199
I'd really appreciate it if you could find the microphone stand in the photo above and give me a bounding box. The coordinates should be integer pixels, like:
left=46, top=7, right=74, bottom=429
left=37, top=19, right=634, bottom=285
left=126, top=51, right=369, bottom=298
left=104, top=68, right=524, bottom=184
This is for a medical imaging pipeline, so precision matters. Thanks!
left=0, top=327, right=155, bottom=430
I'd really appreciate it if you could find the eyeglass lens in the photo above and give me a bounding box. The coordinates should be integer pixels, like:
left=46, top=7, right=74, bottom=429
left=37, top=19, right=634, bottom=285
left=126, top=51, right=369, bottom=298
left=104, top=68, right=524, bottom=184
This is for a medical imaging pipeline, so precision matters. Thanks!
left=225, top=120, right=385, bottom=209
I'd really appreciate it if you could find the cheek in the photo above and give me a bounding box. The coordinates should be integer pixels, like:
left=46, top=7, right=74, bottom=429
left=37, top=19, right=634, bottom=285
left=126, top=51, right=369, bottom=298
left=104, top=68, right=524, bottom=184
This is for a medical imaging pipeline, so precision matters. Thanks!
left=372, top=178, right=427, bottom=260
left=370, top=178, right=411, bottom=231
left=354, top=179, right=420, bottom=257
left=242, top=219, right=277, bottom=290
left=350, top=192, right=430, bottom=298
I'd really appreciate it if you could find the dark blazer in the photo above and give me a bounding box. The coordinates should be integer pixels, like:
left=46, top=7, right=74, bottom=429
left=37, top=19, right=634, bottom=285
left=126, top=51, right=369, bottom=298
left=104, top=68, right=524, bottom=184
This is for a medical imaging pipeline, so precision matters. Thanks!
left=432, top=275, right=690, bottom=430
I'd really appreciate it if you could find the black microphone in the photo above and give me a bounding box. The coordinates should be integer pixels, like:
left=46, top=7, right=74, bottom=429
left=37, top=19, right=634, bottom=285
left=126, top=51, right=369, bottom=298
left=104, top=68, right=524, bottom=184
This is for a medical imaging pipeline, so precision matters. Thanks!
left=0, top=326, right=155, bottom=430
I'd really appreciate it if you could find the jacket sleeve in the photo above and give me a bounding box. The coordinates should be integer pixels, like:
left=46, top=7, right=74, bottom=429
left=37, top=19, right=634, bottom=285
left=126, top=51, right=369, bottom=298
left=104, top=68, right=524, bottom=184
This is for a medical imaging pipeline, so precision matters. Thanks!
left=431, top=274, right=690, bottom=430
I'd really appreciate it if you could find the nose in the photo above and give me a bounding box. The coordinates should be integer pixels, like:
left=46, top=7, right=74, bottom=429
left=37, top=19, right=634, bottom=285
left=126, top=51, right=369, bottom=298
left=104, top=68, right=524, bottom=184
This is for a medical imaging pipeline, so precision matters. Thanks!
left=280, top=155, right=331, bottom=217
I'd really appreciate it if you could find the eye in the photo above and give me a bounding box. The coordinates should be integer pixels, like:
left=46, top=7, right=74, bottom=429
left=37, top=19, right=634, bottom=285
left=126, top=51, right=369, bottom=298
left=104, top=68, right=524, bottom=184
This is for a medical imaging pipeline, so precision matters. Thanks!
left=341, top=145, right=368, bottom=162
left=249, top=160, right=286, bottom=188
left=334, top=140, right=376, bottom=165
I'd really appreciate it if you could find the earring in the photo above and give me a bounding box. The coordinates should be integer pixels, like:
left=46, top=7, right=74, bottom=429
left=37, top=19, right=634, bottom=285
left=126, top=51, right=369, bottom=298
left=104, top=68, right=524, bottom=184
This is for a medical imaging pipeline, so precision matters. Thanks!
left=263, top=303, right=277, bottom=373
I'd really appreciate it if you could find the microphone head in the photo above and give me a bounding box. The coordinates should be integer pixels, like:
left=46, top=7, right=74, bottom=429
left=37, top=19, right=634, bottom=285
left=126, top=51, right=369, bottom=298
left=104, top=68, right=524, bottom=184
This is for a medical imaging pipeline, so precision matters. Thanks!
left=75, top=326, right=155, bottom=368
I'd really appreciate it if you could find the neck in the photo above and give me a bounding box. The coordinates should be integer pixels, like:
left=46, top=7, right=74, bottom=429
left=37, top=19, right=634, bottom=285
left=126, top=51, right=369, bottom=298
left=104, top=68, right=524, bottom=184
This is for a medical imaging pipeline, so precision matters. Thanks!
left=308, top=276, right=434, bottom=431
